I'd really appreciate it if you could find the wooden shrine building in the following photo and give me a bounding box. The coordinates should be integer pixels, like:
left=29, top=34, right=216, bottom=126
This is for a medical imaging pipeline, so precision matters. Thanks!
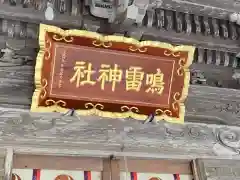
left=0, top=0, right=240, bottom=180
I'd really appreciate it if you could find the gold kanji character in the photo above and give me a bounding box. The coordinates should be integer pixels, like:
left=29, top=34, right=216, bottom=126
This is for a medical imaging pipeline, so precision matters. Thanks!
left=97, top=64, right=110, bottom=90
left=69, top=61, right=96, bottom=87
left=126, top=66, right=144, bottom=92
left=145, top=68, right=165, bottom=95
left=97, top=64, right=122, bottom=91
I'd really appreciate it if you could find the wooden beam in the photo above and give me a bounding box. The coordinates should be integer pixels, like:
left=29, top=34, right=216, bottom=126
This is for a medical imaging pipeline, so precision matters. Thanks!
left=102, top=158, right=120, bottom=180
left=89, top=16, right=240, bottom=53
left=192, top=160, right=206, bottom=180
left=160, top=0, right=237, bottom=20
left=13, top=155, right=103, bottom=171
left=133, top=26, right=240, bottom=53
left=102, top=159, right=111, bottom=180
left=0, top=151, right=5, bottom=180
left=118, top=159, right=191, bottom=174
left=1, top=0, right=238, bottom=21
left=0, top=110, right=239, bottom=160
left=0, top=4, right=83, bottom=29
left=2, top=22, right=237, bottom=53
left=0, top=5, right=239, bottom=53
left=83, top=15, right=240, bottom=53
left=110, top=159, right=120, bottom=180
left=0, top=34, right=38, bottom=49
left=4, top=148, right=13, bottom=180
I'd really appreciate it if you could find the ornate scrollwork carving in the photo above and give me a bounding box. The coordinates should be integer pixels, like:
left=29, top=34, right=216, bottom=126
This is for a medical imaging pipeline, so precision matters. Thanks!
left=165, top=124, right=185, bottom=137
left=81, top=103, right=105, bottom=116
left=121, top=106, right=139, bottom=113
left=92, top=40, right=112, bottom=48
left=45, top=39, right=51, bottom=60
left=85, top=103, right=104, bottom=110
left=45, top=99, right=67, bottom=107
left=153, top=92, right=182, bottom=118
left=216, top=128, right=240, bottom=153
left=163, top=50, right=180, bottom=57
left=188, top=126, right=208, bottom=139
left=40, top=78, right=48, bottom=99
left=155, top=109, right=172, bottom=116
left=129, top=46, right=147, bottom=53
left=53, top=34, right=74, bottom=43
left=172, top=92, right=181, bottom=111
left=177, top=57, right=185, bottom=76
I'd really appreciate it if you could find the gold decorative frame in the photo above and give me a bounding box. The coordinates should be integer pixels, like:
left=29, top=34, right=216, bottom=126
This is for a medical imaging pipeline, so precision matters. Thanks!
left=31, top=24, right=195, bottom=124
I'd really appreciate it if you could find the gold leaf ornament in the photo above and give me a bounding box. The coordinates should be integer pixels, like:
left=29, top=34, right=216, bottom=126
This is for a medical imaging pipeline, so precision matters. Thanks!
left=92, top=39, right=112, bottom=48
left=53, top=34, right=74, bottom=43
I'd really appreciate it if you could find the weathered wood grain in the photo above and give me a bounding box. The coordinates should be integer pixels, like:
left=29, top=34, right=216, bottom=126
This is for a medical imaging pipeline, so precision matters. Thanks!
left=118, top=159, right=191, bottom=174
left=194, top=159, right=240, bottom=180
left=140, top=27, right=239, bottom=53
left=13, top=155, right=103, bottom=171
left=159, top=0, right=240, bottom=20
left=0, top=4, right=83, bottom=28
left=4, top=149, right=12, bottom=180
left=0, top=108, right=239, bottom=180
left=0, top=35, right=38, bottom=49
left=102, top=158, right=111, bottom=180
left=0, top=108, right=239, bottom=160
left=4, top=18, right=236, bottom=54
left=1, top=0, right=238, bottom=22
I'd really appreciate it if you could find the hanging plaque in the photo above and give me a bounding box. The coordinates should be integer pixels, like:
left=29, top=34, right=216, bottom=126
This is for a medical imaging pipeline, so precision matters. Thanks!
left=31, top=24, right=195, bottom=123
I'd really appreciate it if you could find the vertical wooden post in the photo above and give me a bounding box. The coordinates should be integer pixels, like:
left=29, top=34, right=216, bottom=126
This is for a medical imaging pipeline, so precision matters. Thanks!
left=192, top=160, right=204, bottom=180
left=102, top=156, right=120, bottom=180
left=110, top=158, right=120, bottom=180
left=102, top=158, right=111, bottom=180
left=4, top=148, right=13, bottom=180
